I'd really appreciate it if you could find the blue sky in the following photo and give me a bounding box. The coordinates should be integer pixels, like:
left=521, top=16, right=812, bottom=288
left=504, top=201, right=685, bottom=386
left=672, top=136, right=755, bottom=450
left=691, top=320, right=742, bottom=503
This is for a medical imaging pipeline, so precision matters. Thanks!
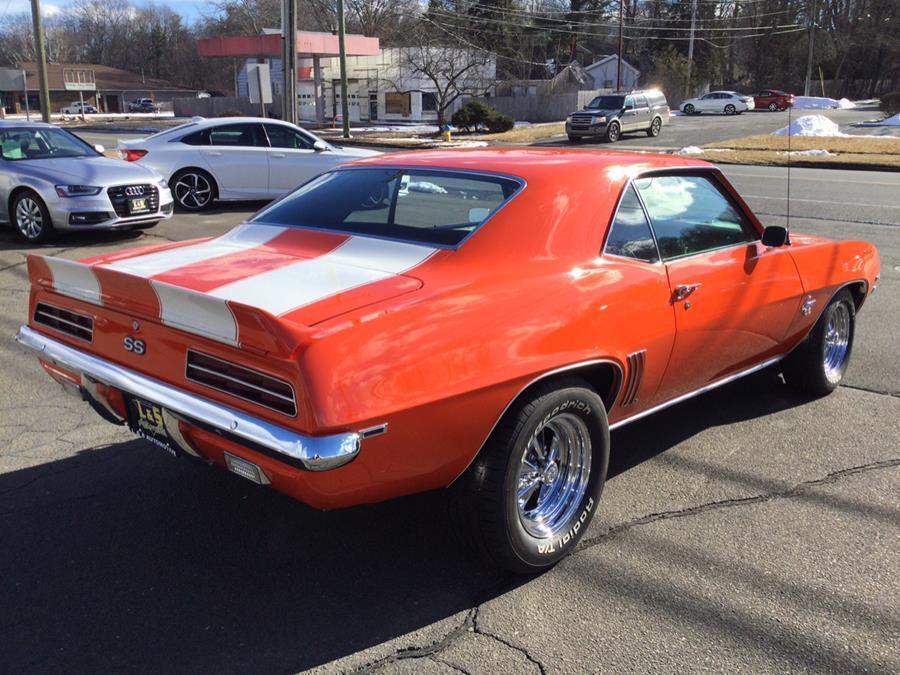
left=3, top=0, right=213, bottom=23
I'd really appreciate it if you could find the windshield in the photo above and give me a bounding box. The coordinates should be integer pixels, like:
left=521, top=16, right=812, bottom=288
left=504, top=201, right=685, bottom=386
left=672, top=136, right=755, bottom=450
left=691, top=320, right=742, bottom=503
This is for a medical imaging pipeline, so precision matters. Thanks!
left=252, top=168, right=523, bottom=247
left=0, top=127, right=97, bottom=161
left=586, top=96, right=625, bottom=110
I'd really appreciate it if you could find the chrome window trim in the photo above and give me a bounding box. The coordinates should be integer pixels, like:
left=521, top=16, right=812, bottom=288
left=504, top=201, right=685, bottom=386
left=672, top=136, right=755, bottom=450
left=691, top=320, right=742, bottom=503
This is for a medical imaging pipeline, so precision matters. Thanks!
left=250, top=165, right=527, bottom=251
left=16, top=325, right=357, bottom=472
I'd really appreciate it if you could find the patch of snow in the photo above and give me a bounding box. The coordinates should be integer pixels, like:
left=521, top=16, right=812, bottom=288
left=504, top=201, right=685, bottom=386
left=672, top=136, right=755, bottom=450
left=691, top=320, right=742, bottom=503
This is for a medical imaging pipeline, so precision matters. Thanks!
left=408, top=181, right=448, bottom=194
left=514, top=121, right=531, bottom=127
left=856, top=112, right=900, bottom=127
left=669, top=110, right=685, bottom=117
left=675, top=146, right=704, bottom=155
left=772, top=115, right=849, bottom=137
left=793, top=96, right=856, bottom=110
left=779, top=149, right=834, bottom=156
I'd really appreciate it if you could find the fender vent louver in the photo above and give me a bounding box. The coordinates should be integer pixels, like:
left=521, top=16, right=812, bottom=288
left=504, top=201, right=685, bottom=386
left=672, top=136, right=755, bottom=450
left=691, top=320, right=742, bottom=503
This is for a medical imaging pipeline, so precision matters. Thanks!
left=33, top=302, right=93, bottom=342
left=621, top=350, right=646, bottom=407
left=186, top=350, right=297, bottom=417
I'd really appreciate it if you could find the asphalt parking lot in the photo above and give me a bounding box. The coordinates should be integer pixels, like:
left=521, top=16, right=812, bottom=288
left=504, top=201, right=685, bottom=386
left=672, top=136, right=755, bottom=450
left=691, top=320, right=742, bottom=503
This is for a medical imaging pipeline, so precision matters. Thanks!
left=0, top=164, right=897, bottom=673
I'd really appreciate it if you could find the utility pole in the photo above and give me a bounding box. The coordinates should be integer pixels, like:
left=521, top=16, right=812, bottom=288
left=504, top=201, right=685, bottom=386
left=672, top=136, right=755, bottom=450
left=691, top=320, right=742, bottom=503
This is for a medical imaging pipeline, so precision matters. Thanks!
left=29, top=0, right=51, bottom=123
left=685, top=0, right=699, bottom=99
left=282, top=0, right=298, bottom=124
left=616, top=0, right=624, bottom=91
left=803, top=0, right=817, bottom=96
left=337, top=0, right=350, bottom=138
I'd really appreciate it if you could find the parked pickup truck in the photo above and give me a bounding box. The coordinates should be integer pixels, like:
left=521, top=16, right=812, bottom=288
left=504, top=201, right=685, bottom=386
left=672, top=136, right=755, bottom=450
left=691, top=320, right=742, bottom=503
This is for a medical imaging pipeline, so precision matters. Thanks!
left=128, top=98, right=159, bottom=113
left=60, top=101, right=98, bottom=115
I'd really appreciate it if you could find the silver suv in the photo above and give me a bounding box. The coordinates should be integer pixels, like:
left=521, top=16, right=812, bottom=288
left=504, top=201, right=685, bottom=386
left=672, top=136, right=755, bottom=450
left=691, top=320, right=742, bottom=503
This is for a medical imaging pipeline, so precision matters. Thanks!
left=566, top=89, right=669, bottom=143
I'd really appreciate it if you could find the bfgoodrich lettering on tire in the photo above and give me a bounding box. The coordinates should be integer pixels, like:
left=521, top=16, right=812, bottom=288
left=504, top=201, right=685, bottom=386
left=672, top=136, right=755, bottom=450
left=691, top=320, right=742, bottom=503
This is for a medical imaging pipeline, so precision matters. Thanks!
left=451, top=378, right=610, bottom=573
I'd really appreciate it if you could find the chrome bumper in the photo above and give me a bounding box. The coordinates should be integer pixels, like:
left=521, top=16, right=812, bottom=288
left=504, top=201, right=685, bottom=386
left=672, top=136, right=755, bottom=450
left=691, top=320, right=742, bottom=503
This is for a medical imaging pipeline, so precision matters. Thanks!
left=16, top=325, right=360, bottom=471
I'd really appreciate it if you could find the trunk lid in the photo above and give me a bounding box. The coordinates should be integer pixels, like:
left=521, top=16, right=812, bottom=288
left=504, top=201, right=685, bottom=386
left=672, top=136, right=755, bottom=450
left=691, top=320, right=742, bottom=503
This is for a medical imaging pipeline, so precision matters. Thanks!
left=29, top=224, right=437, bottom=356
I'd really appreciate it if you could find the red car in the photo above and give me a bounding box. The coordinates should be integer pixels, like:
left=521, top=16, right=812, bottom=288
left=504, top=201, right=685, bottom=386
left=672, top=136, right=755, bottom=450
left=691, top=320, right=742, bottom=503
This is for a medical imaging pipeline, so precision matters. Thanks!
left=17, top=149, right=880, bottom=573
left=752, top=89, right=796, bottom=111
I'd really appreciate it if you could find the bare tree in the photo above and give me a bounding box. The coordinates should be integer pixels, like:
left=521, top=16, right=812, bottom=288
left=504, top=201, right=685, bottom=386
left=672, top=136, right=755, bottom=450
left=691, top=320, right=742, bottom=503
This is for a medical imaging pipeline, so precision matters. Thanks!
left=390, top=40, right=495, bottom=127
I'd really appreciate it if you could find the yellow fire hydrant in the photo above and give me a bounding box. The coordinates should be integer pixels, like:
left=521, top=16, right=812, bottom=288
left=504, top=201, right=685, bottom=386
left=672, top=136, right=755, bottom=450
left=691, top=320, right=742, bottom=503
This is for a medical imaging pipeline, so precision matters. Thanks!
left=441, top=124, right=452, bottom=142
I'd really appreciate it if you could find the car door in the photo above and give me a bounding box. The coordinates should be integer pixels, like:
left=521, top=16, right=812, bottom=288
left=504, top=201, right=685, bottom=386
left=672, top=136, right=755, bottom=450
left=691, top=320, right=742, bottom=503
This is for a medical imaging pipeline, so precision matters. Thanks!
left=632, top=94, right=651, bottom=130
left=620, top=95, right=638, bottom=130
left=633, top=172, right=805, bottom=401
left=698, top=93, right=717, bottom=112
left=263, top=123, right=334, bottom=194
left=199, top=122, right=270, bottom=199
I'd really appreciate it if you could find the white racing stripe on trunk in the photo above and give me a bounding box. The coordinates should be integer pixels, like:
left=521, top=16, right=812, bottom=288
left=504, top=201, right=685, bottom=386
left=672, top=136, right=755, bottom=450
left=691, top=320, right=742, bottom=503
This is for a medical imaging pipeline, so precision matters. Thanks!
left=43, top=257, right=102, bottom=305
left=101, top=223, right=286, bottom=278
left=207, top=237, right=436, bottom=316
left=151, top=281, right=238, bottom=345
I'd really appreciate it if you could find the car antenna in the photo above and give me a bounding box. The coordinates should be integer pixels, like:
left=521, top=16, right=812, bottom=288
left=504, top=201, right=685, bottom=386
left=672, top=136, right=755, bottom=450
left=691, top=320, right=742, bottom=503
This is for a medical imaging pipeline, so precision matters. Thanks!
left=786, top=99, right=792, bottom=232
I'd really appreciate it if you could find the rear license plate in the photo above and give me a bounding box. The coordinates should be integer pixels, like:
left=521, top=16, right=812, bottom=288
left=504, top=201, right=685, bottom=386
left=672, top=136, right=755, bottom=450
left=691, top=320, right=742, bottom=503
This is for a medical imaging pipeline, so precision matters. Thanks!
left=129, top=197, right=149, bottom=213
left=127, top=395, right=177, bottom=456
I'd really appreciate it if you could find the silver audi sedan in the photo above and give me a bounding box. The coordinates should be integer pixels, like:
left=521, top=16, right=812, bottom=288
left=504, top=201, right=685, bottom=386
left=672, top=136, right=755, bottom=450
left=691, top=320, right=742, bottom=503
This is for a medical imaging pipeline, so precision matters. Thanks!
left=0, top=121, right=173, bottom=242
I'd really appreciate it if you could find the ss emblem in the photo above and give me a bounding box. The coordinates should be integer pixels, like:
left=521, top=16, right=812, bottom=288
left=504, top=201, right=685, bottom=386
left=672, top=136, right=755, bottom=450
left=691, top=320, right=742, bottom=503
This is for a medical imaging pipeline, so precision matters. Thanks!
left=123, top=336, right=146, bottom=355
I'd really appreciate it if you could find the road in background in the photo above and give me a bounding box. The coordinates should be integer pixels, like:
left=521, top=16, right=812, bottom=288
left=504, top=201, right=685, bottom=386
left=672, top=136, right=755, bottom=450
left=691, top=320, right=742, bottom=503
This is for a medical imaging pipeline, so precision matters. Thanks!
left=0, top=166, right=897, bottom=673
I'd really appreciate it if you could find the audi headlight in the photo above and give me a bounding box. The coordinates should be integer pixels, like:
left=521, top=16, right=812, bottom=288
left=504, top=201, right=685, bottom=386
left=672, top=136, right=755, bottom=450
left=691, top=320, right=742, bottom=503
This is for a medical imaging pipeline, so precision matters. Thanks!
left=55, top=185, right=102, bottom=197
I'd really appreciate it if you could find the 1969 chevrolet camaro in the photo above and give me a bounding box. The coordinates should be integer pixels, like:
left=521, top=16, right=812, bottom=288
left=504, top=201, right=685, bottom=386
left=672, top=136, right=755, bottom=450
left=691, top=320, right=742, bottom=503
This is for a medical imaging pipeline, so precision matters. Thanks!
left=17, top=149, right=880, bottom=573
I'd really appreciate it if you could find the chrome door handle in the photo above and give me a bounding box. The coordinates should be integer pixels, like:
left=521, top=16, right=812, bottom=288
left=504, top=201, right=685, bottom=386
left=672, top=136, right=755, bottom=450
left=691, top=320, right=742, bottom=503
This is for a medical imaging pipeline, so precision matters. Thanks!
left=672, top=283, right=701, bottom=302
left=271, top=153, right=286, bottom=158
left=206, top=151, right=222, bottom=156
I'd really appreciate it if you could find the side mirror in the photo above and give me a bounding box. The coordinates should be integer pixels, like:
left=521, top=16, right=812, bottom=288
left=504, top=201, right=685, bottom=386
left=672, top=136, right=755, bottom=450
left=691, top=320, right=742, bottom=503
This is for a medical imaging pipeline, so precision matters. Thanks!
left=313, top=140, right=328, bottom=152
left=761, top=225, right=789, bottom=247
left=94, top=144, right=105, bottom=154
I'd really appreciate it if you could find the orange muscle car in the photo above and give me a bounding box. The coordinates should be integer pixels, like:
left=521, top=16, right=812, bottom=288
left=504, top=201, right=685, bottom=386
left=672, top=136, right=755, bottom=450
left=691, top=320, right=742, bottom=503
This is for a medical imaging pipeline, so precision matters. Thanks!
left=17, top=149, right=880, bottom=572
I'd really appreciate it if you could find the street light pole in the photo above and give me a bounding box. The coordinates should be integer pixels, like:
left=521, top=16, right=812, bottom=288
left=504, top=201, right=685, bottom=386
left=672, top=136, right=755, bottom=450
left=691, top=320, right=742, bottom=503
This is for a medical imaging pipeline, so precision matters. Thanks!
left=282, top=0, right=298, bottom=124
left=616, top=0, right=624, bottom=91
left=337, top=0, right=350, bottom=138
left=803, top=0, right=817, bottom=96
left=29, top=0, right=51, bottom=123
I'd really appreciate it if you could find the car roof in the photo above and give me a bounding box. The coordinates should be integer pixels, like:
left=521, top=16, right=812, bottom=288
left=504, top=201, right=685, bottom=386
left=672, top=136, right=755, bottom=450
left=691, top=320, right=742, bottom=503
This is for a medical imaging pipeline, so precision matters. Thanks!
left=194, top=116, right=297, bottom=128
left=0, top=120, right=54, bottom=129
left=348, top=147, right=710, bottom=184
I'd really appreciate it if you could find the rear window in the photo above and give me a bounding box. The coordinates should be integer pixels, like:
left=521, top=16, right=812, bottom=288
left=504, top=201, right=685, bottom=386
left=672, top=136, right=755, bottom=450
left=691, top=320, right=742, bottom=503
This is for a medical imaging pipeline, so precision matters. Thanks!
left=251, top=168, right=522, bottom=247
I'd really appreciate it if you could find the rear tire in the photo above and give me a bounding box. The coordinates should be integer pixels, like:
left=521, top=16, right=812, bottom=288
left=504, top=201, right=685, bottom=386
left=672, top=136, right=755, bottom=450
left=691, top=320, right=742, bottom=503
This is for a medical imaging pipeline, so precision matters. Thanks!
left=450, top=378, right=609, bottom=574
left=171, top=169, right=216, bottom=211
left=782, top=290, right=855, bottom=396
left=12, top=190, right=55, bottom=243
left=647, top=116, right=662, bottom=137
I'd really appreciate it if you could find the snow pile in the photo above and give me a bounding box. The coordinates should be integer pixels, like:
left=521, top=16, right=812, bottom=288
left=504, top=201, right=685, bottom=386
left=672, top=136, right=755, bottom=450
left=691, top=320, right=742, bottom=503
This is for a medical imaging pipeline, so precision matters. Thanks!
left=876, top=113, right=900, bottom=126
left=408, top=181, right=448, bottom=194
left=779, top=149, right=834, bottom=156
left=675, top=146, right=704, bottom=155
left=793, top=96, right=856, bottom=109
left=772, top=115, right=848, bottom=137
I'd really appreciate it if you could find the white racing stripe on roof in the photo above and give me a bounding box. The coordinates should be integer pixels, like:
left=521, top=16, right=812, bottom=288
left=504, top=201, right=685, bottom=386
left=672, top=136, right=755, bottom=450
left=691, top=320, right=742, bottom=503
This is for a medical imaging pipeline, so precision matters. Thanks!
left=151, top=281, right=238, bottom=345
left=101, top=223, right=286, bottom=278
left=44, top=257, right=102, bottom=305
left=207, top=236, right=435, bottom=316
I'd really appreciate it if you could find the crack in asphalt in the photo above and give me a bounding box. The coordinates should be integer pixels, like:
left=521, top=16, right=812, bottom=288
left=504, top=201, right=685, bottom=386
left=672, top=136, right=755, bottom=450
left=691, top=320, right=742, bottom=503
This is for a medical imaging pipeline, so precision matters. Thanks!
left=347, top=457, right=898, bottom=674
left=841, top=383, right=900, bottom=399
left=576, top=457, right=900, bottom=552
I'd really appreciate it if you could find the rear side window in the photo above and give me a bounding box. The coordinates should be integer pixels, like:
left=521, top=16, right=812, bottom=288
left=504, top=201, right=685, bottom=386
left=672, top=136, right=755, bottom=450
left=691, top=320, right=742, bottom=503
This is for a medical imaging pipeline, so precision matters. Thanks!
left=208, top=123, right=266, bottom=147
left=252, top=168, right=522, bottom=247
left=634, top=175, right=756, bottom=260
left=181, top=129, right=208, bottom=145
left=605, top=185, right=658, bottom=263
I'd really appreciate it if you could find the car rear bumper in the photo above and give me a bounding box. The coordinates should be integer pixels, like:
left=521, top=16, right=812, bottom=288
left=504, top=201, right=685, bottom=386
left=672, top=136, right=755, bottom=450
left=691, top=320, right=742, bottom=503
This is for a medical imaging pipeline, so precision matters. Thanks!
left=16, top=325, right=361, bottom=473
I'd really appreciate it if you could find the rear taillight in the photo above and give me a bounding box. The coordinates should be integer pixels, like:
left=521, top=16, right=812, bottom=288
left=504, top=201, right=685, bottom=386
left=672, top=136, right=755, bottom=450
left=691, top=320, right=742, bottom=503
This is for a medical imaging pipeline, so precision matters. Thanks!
left=120, top=149, right=148, bottom=162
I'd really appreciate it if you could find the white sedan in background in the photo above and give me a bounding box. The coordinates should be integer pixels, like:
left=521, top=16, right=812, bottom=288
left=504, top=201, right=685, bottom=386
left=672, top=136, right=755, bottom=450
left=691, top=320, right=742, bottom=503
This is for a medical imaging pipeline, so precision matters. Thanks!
left=680, top=91, right=755, bottom=115
left=117, top=117, right=381, bottom=210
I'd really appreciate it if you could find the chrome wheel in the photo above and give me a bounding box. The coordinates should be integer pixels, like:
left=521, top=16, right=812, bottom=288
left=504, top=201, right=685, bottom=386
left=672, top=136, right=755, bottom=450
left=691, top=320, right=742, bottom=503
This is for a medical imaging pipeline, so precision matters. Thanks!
left=725, top=104, right=736, bottom=115
left=649, top=117, right=661, bottom=136
left=15, top=196, right=44, bottom=240
left=823, top=302, right=851, bottom=383
left=684, top=104, right=695, bottom=115
left=516, top=412, right=592, bottom=539
left=607, top=123, right=620, bottom=142
left=173, top=172, right=213, bottom=209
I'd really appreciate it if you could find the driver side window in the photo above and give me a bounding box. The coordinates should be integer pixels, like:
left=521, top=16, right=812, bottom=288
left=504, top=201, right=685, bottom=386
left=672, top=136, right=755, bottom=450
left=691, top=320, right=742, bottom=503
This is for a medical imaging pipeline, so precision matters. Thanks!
left=634, top=175, right=757, bottom=260
left=265, top=124, right=315, bottom=150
